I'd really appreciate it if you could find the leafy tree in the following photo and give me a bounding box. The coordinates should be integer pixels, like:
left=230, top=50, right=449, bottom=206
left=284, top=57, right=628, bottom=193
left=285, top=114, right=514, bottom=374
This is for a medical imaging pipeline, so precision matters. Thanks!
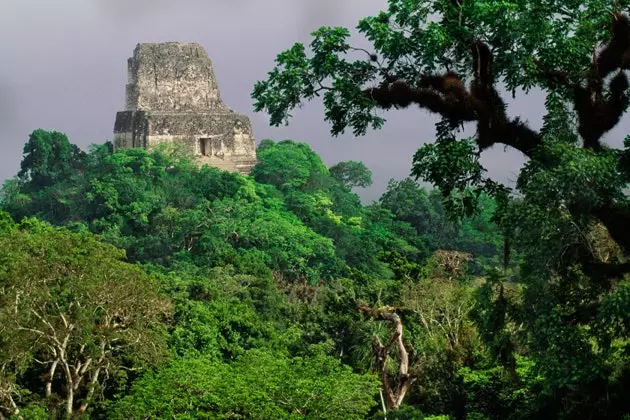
left=378, top=178, right=453, bottom=253
left=85, top=147, right=169, bottom=234
left=251, top=0, right=630, bottom=260
left=157, top=264, right=296, bottom=360
left=108, top=347, right=380, bottom=419
left=354, top=250, right=479, bottom=416
left=18, top=129, right=85, bottom=189
left=1, top=130, right=89, bottom=224
left=0, top=214, right=171, bottom=418
left=458, top=355, right=542, bottom=420
left=379, top=179, right=503, bottom=270
left=252, top=139, right=328, bottom=191
left=253, top=0, right=630, bottom=417
left=329, top=160, right=373, bottom=189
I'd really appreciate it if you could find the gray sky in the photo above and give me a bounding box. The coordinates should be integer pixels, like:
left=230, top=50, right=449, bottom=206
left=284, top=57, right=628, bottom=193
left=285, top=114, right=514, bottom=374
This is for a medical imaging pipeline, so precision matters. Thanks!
left=1, top=0, right=628, bottom=202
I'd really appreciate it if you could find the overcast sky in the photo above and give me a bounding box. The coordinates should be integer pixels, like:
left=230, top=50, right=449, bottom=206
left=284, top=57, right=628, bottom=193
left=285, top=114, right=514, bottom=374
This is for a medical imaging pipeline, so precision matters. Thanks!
left=1, top=0, right=628, bottom=202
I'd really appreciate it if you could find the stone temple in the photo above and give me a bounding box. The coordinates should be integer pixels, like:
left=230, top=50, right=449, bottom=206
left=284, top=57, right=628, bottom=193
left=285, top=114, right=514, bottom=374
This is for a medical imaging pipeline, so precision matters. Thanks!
left=113, top=42, right=257, bottom=174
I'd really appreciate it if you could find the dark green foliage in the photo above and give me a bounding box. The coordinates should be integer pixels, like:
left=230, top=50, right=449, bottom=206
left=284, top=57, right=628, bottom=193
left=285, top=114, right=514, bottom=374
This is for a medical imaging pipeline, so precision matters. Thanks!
left=18, top=129, right=85, bottom=189
left=379, top=178, right=505, bottom=271
left=370, top=405, right=430, bottom=419
left=252, top=0, right=630, bottom=418
left=329, top=160, right=373, bottom=189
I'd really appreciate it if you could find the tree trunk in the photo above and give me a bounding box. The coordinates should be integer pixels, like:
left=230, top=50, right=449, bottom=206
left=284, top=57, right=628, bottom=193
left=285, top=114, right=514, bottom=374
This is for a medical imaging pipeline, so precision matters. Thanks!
left=60, top=358, right=74, bottom=418
left=358, top=305, right=417, bottom=410
left=78, top=367, right=101, bottom=414
left=65, top=385, right=73, bottom=418
left=46, top=358, right=59, bottom=398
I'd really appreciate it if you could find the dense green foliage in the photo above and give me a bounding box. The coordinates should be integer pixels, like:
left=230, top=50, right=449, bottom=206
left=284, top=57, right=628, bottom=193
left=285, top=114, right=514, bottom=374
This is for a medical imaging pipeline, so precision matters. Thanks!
left=251, top=0, right=630, bottom=418
left=3, top=0, right=630, bottom=418
left=0, top=134, right=501, bottom=418
left=110, top=348, right=380, bottom=419
left=0, top=215, right=171, bottom=418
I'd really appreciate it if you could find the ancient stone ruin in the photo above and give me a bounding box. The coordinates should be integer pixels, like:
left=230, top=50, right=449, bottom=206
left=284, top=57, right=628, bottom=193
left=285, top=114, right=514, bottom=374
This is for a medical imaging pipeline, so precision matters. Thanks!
left=113, top=42, right=257, bottom=174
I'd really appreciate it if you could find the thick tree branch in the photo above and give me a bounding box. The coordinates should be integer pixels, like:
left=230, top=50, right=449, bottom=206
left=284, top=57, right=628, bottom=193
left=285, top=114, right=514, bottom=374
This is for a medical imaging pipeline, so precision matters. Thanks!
left=365, top=40, right=542, bottom=158
left=593, top=203, right=630, bottom=255
left=365, top=13, right=630, bottom=276
left=583, top=260, right=630, bottom=283
left=536, top=13, right=630, bottom=151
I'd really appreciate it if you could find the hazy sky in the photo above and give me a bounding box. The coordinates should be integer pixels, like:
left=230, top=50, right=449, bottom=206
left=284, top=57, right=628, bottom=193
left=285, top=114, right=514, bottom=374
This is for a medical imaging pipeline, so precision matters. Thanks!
left=1, top=0, right=628, bottom=202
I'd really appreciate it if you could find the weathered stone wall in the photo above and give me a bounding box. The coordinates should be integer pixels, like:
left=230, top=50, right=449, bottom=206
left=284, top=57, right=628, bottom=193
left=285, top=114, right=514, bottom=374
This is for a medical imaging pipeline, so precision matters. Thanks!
left=125, top=43, right=228, bottom=112
left=113, top=42, right=257, bottom=175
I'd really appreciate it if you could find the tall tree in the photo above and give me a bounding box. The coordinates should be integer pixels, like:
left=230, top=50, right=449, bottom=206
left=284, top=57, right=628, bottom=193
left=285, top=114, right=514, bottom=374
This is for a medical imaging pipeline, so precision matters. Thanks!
left=252, top=0, right=630, bottom=264
left=329, top=160, right=373, bottom=190
left=0, top=214, right=171, bottom=417
left=18, top=129, right=85, bottom=189
left=108, top=348, right=380, bottom=420
left=251, top=139, right=328, bottom=191
left=253, top=1, right=630, bottom=416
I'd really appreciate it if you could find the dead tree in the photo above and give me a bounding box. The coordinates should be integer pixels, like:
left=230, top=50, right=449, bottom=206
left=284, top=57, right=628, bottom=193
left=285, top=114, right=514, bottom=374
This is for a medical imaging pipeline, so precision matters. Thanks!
left=358, top=304, right=418, bottom=410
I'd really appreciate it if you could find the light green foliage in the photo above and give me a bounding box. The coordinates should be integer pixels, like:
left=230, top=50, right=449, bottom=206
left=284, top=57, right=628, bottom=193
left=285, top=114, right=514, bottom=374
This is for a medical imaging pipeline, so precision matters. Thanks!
left=253, top=139, right=425, bottom=280
left=154, top=265, right=293, bottom=360
left=0, top=214, right=171, bottom=417
left=252, top=139, right=328, bottom=191
left=108, top=348, right=380, bottom=419
left=177, top=197, right=339, bottom=282
left=86, top=148, right=169, bottom=233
